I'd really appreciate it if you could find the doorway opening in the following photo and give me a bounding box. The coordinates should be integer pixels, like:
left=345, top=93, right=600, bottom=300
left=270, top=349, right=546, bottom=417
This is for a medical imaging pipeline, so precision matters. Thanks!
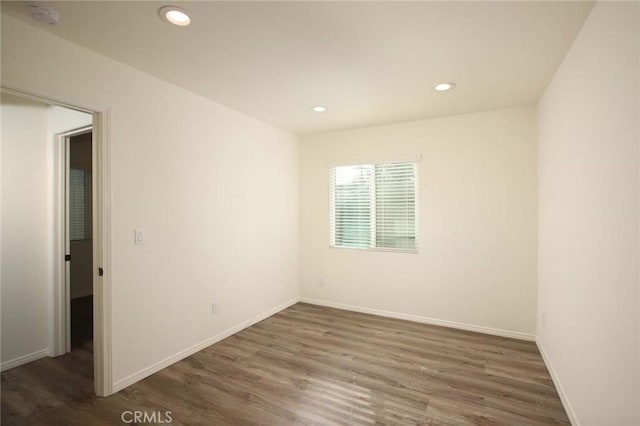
left=67, top=129, right=94, bottom=353
left=0, top=87, right=112, bottom=397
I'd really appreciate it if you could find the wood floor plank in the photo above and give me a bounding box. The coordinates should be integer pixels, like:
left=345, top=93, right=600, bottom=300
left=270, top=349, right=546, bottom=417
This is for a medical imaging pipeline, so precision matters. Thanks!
left=1, top=303, right=569, bottom=425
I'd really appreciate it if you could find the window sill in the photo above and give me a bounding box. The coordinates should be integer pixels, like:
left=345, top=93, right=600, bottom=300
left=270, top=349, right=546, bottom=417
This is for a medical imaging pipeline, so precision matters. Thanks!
left=329, top=245, right=418, bottom=254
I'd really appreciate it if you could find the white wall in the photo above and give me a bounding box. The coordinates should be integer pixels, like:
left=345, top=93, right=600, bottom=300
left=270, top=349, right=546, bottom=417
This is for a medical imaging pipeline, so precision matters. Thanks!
left=300, top=106, right=538, bottom=336
left=1, top=94, right=51, bottom=368
left=48, top=105, right=93, bottom=135
left=1, top=14, right=299, bottom=387
left=537, top=2, right=639, bottom=425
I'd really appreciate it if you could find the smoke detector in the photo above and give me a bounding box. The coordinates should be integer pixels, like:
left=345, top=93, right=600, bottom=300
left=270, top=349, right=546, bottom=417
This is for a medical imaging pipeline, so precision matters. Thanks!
left=27, top=5, right=60, bottom=26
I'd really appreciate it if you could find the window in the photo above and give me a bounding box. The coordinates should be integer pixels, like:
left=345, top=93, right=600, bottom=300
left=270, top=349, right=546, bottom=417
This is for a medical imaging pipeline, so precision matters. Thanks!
left=69, top=168, right=92, bottom=241
left=329, top=161, right=417, bottom=251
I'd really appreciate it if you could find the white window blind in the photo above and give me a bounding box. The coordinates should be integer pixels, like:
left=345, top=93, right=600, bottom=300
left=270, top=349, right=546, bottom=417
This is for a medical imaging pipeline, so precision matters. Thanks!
left=329, top=161, right=417, bottom=251
left=329, top=164, right=373, bottom=248
left=69, top=168, right=91, bottom=241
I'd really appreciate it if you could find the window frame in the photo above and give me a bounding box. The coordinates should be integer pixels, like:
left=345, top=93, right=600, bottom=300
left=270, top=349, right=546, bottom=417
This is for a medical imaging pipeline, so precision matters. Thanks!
left=329, top=160, right=418, bottom=254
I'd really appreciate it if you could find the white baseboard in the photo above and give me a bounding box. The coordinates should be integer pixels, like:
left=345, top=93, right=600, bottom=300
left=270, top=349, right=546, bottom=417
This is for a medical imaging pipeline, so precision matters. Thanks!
left=112, top=296, right=299, bottom=393
left=1, top=348, right=49, bottom=372
left=300, top=297, right=536, bottom=341
left=536, top=337, right=579, bottom=426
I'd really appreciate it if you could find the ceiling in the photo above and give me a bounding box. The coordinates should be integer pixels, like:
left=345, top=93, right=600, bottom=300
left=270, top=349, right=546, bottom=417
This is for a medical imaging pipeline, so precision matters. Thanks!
left=3, top=1, right=594, bottom=135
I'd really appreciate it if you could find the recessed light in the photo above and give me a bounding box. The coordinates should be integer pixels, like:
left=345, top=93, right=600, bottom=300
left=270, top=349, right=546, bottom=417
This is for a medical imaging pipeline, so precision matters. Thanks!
left=312, top=106, right=327, bottom=113
left=160, top=6, right=191, bottom=26
left=434, top=82, right=456, bottom=92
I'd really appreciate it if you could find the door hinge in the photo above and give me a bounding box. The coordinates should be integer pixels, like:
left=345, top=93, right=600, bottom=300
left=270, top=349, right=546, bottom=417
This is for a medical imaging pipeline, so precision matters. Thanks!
left=98, top=267, right=104, bottom=277
left=65, top=254, right=71, bottom=261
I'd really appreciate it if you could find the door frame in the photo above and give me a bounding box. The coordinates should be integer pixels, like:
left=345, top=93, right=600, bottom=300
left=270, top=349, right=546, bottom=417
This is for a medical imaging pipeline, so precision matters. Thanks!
left=1, top=86, right=113, bottom=397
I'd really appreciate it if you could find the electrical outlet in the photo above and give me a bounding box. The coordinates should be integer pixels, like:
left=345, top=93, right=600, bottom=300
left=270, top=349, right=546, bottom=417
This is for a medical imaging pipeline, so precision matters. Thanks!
left=211, top=301, right=218, bottom=315
left=318, top=277, right=325, bottom=288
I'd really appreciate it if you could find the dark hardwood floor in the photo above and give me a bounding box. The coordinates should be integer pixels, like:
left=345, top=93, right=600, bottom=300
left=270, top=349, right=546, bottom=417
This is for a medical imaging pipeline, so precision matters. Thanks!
left=1, top=303, right=568, bottom=425
left=71, top=295, right=93, bottom=350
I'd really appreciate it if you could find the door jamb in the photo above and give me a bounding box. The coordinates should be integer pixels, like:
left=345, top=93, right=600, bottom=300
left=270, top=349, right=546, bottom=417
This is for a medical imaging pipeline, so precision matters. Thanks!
left=92, top=108, right=113, bottom=397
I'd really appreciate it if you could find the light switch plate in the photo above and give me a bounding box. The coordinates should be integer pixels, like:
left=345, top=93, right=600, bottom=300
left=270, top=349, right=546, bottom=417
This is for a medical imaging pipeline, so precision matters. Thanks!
left=135, top=229, right=144, bottom=245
